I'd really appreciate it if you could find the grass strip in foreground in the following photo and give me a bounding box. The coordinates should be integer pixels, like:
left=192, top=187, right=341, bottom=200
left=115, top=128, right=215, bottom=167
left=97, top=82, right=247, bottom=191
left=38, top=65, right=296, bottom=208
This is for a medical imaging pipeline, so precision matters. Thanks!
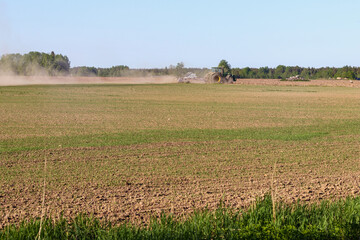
left=2, top=195, right=360, bottom=239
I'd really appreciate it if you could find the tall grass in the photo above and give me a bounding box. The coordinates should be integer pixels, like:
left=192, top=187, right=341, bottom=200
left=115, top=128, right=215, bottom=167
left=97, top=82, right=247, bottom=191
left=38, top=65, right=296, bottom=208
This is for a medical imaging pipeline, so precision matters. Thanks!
left=271, top=159, right=277, bottom=223
left=36, top=154, right=47, bottom=240
left=2, top=195, right=360, bottom=239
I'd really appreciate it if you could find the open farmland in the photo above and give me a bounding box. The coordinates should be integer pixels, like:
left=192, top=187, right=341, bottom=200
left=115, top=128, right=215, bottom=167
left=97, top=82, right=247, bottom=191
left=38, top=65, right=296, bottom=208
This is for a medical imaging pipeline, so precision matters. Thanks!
left=1, top=83, right=360, bottom=228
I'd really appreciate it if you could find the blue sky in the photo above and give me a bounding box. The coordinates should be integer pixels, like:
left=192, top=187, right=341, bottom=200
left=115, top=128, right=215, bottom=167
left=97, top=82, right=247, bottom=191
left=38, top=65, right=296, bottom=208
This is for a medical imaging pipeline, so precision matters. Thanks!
left=1, top=0, right=359, bottom=68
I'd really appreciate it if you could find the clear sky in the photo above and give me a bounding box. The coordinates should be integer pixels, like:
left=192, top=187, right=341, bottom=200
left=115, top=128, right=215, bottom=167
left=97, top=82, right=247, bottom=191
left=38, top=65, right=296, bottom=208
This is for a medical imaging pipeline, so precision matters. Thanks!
left=1, top=0, right=359, bottom=68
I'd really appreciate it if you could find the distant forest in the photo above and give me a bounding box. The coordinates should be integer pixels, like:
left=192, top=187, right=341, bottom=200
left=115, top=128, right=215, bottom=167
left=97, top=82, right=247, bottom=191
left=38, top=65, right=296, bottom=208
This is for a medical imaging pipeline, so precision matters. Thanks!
left=1, top=51, right=360, bottom=80
left=231, top=65, right=360, bottom=80
left=0, top=52, right=71, bottom=76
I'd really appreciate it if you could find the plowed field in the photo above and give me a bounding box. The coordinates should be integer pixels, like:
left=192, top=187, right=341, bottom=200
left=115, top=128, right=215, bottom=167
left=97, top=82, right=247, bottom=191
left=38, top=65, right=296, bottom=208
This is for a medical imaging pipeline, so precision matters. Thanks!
left=1, top=83, right=360, bottom=228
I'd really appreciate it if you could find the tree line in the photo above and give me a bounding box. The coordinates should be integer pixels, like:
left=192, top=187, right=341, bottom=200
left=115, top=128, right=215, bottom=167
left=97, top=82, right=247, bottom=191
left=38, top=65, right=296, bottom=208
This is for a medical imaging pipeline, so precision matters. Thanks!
left=0, top=51, right=70, bottom=75
left=0, top=52, right=208, bottom=77
left=70, top=63, right=360, bottom=80
left=71, top=62, right=209, bottom=78
left=1, top=52, right=360, bottom=79
left=231, top=65, right=360, bottom=80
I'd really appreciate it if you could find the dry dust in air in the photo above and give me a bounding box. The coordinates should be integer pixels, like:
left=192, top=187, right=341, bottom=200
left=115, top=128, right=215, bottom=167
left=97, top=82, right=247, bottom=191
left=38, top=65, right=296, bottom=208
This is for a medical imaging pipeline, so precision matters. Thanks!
left=0, top=74, right=178, bottom=86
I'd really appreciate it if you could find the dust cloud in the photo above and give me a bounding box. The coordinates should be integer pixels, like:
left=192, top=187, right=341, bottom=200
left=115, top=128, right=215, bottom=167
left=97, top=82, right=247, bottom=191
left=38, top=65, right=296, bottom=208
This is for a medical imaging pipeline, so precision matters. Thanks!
left=0, top=75, right=178, bottom=86
left=0, top=61, right=178, bottom=85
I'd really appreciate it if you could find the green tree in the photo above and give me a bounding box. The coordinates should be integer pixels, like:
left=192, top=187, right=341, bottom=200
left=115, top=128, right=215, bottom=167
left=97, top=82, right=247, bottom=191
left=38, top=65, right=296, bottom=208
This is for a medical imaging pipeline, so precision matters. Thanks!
left=241, top=67, right=251, bottom=78
left=175, top=62, right=185, bottom=77
left=218, top=59, right=231, bottom=74
left=0, top=51, right=71, bottom=76
left=274, top=65, right=286, bottom=79
left=258, top=66, right=270, bottom=78
left=345, top=71, right=356, bottom=79
left=300, top=68, right=311, bottom=79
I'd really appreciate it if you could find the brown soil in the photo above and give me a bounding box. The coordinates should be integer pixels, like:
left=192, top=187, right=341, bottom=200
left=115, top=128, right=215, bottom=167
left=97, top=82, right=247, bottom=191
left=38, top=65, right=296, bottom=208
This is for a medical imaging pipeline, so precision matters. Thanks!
left=1, top=76, right=359, bottom=87
left=1, top=139, right=359, bottom=228
left=235, top=78, right=360, bottom=87
left=1, top=78, right=359, bottom=228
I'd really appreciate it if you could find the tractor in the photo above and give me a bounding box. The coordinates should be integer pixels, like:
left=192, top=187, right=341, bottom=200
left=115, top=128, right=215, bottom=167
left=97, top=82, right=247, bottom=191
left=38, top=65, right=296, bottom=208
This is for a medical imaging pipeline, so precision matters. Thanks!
left=205, top=67, right=235, bottom=84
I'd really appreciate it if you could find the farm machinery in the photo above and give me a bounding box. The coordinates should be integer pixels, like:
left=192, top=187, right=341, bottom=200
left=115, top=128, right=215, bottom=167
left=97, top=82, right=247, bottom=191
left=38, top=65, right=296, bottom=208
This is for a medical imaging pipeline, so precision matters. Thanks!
left=205, top=67, right=235, bottom=84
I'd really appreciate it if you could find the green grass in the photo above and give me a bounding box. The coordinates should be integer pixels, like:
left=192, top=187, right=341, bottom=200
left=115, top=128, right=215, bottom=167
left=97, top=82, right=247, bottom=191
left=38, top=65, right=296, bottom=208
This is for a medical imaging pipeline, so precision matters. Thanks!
left=2, top=195, right=360, bottom=239
left=1, top=121, right=353, bottom=153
